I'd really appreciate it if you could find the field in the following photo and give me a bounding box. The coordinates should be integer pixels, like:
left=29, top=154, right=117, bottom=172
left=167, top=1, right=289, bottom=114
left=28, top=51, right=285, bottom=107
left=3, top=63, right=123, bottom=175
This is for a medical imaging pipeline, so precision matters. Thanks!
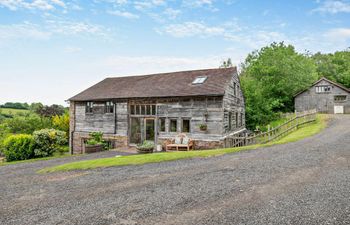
left=0, top=108, right=29, bottom=116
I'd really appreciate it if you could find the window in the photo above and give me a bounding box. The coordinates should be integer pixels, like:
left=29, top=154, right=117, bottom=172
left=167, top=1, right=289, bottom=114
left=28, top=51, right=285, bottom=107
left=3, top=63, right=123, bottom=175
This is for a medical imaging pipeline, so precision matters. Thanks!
left=192, top=76, right=207, bottom=84
left=170, top=119, right=177, bottom=132
left=86, top=102, right=93, bottom=113
left=233, top=82, right=237, bottom=96
left=228, top=112, right=232, bottom=131
left=159, top=118, right=166, bottom=132
left=316, top=85, right=331, bottom=93
left=240, top=113, right=243, bottom=127
left=130, top=104, right=156, bottom=115
left=334, top=95, right=347, bottom=102
left=235, top=112, right=238, bottom=128
left=105, top=101, right=114, bottom=113
left=182, top=119, right=190, bottom=133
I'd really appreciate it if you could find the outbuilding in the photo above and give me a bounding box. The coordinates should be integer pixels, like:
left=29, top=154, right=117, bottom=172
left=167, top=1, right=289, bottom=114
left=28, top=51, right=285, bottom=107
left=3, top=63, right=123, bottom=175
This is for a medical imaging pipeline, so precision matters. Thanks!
left=294, top=77, right=350, bottom=114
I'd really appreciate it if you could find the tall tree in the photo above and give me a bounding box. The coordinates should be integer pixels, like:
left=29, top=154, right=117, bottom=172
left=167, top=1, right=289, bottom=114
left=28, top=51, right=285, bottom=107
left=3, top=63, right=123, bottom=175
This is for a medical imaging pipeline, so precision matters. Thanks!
left=312, top=49, right=350, bottom=88
left=240, top=42, right=318, bottom=129
left=220, top=58, right=234, bottom=68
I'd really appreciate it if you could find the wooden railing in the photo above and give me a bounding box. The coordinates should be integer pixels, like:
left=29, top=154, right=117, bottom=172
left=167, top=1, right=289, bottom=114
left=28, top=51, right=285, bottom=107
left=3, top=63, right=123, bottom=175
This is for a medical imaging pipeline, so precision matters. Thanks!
left=222, top=109, right=317, bottom=148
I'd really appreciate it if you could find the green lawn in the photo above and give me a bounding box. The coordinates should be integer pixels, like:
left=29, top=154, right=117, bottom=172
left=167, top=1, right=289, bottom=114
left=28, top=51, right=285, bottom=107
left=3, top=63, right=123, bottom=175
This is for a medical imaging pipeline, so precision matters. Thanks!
left=38, top=114, right=328, bottom=173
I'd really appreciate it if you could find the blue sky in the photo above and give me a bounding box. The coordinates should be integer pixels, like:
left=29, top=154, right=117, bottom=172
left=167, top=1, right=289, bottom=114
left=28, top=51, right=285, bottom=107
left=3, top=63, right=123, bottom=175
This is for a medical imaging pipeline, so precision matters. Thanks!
left=0, top=0, right=350, bottom=105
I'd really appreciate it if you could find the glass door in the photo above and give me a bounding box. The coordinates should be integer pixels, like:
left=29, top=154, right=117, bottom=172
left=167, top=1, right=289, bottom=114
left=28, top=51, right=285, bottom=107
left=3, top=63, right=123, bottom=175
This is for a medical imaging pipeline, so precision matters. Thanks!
left=130, top=117, right=142, bottom=144
left=145, top=118, right=155, bottom=142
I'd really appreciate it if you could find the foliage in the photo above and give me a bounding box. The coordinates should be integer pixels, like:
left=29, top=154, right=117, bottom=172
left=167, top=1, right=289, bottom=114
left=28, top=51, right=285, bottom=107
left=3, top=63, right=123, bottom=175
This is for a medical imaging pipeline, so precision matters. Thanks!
left=35, top=104, right=65, bottom=117
left=4, top=114, right=52, bottom=134
left=137, top=140, right=154, bottom=149
left=0, top=102, right=29, bottom=110
left=240, top=42, right=318, bottom=129
left=52, top=112, right=70, bottom=134
left=39, top=115, right=327, bottom=173
left=199, top=124, right=207, bottom=131
left=220, top=58, right=234, bottom=68
left=312, top=49, right=350, bottom=88
left=86, top=139, right=100, bottom=146
left=33, top=129, right=67, bottom=158
left=29, top=102, right=44, bottom=113
left=90, top=132, right=103, bottom=143
left=2, top=134, right=35, bottom=162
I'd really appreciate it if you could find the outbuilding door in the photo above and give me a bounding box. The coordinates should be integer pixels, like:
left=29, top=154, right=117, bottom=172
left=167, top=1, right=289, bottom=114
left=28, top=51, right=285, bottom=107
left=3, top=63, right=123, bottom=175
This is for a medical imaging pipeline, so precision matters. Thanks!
left=334, top=105, right=344, bottom=114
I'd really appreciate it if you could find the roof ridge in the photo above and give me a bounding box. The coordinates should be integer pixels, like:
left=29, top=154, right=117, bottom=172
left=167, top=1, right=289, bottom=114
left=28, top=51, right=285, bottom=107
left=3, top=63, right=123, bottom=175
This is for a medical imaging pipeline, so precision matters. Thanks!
left=105, top=67, right=236, bottom=79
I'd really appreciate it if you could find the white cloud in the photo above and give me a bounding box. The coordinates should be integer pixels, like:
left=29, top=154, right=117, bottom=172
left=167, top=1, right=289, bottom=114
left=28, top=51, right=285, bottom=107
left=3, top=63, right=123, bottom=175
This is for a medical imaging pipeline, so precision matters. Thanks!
left=160, top=22, right=225, bottom=37
left=312, top=0, right=350, bottom=14
left=182, top=0, right=214, bottom=8
left=0, top=0, right=66, bottom=11
left=325, top=28, right=350, bottom=41
left=63, top=46, right=82, bottom=53
left=0, top=20, right=109, bottom=45
left=134, top=0, right=165, bottom=11
left=164, top=8, right=181, bottom=19
left=0, top=22, right=51, bottom=44
left=108, top=10, right=139, bottom=19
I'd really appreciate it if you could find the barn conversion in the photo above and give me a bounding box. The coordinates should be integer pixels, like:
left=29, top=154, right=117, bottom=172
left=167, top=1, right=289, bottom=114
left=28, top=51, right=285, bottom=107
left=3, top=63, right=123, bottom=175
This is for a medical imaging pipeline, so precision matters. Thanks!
left=69, top=67, right=246, bottom=154
left=294, top=77, right=350, bottom=114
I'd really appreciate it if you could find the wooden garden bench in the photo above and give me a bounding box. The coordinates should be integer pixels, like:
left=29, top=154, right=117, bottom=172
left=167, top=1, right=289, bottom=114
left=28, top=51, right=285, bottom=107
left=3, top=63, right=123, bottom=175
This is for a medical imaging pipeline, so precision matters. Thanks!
left=165, top=133, right=194, bottom=151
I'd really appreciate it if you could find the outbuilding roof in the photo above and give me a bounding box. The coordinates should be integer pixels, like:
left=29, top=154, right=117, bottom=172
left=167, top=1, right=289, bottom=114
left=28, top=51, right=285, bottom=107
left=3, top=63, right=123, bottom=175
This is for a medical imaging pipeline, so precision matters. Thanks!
left=69, top=67, right=237, bottom=101
left=294, top=77, right=350, bottom=97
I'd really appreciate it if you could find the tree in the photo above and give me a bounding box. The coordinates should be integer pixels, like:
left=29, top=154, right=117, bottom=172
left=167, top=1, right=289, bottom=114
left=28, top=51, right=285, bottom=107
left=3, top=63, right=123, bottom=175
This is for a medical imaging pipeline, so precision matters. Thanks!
left=220, top=58, right=234, bottom=68
left=312, top=50, right=350, bottom=88
left=29, top=102, right=43, bottom=112
left=35, top=104, right=65, bottom=117
left=240, top=42, right=318, bottom=129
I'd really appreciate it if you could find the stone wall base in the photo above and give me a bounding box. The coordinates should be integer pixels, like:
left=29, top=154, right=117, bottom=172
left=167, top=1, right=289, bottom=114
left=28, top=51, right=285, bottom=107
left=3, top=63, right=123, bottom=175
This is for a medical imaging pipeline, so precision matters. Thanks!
left=71, top=132, right=128, bottom=154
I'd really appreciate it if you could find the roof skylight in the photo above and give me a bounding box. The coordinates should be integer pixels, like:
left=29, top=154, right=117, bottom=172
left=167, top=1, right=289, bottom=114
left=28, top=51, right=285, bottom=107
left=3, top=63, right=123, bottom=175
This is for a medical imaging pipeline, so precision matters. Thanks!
left=192, top=76, right=207, bottom=84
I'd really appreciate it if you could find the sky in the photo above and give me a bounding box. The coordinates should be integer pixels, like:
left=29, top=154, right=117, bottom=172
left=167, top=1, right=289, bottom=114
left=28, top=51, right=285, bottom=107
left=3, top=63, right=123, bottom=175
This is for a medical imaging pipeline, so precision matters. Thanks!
left=0, top=0, right=350, bottom=105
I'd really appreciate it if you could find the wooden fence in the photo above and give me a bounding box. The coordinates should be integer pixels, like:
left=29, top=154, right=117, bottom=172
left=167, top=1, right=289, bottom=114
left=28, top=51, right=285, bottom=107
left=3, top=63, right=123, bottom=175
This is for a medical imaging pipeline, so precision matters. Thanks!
left=222, top=109, right=317, bottom=148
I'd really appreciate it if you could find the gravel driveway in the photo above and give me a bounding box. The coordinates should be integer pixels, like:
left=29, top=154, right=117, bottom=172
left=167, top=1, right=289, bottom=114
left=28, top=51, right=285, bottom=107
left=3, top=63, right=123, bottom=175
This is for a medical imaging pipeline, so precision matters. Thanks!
left=1, top=115, right=349, bottom=225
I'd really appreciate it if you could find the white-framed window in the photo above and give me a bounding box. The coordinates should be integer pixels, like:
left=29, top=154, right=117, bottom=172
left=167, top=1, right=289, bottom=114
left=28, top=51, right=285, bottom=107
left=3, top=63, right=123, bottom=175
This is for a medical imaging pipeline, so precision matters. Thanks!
left=192, top=76, right=207, bottom=84
left=86, top=102, right=93, bottom=114
left=316, top=85, right=331, bottom=93
left=105, top=101, right=114, bottom=114
left=334, top=95, right=347, bottom=102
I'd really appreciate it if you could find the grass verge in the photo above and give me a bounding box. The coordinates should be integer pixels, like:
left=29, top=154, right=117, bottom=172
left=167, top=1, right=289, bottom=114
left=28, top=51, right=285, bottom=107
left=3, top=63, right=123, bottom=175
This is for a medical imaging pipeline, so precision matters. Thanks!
left=38, top=114, right=328, bottom=173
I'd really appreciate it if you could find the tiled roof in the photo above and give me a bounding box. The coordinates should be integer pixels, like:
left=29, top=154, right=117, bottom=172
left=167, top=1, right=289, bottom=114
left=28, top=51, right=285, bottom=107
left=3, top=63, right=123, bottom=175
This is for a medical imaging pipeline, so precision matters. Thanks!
left=69, top=67, right=236, bottom=101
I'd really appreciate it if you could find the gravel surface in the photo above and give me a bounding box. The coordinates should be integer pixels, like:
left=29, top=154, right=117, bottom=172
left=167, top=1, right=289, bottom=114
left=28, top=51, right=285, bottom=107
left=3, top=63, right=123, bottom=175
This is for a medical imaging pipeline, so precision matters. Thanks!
left=1, top=115, right=349, bottom=225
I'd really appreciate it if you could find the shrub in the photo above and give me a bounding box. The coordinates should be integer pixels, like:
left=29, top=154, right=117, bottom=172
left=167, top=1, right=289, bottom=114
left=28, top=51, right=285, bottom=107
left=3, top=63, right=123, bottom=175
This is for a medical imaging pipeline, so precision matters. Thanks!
left=136, top=141, right=154, bottom=153
left=3, top=134, right=35, bottom=161
left=33, top=129, right=67, bottom=157
left=52, top=112, right=69, bottom=134
left=86, top=139, right=99, bottom=146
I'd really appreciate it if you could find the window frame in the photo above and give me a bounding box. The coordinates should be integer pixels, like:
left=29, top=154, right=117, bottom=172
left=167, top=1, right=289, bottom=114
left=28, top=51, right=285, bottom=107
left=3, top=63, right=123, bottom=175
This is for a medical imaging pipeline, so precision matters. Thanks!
left=169, top=119, right=177, bottom=133
left=334, top=95, right=347, bottom=102
left=85, top=102, right=94, bottom=114
left=182, top=119, right=191, bottom=133
left=192, top=76, right=207, bottom=84
left=105, top=101, right=114, bottom=114
left=159, top=117, right=166, bottom=132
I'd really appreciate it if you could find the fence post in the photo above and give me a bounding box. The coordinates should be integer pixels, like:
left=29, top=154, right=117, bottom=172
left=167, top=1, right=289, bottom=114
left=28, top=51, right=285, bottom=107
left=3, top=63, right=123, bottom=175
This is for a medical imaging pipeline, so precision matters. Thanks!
left=268, top=125, right=271, bottom=141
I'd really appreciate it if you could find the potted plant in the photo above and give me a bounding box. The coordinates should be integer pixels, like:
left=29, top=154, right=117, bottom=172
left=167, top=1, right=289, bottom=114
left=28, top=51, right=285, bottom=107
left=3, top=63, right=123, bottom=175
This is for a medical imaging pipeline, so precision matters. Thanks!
left=136, top=140, right=155, bottom=154
left=199, top=123, right=207, bottom=131
left=84, top=132, right=105, bottom=153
